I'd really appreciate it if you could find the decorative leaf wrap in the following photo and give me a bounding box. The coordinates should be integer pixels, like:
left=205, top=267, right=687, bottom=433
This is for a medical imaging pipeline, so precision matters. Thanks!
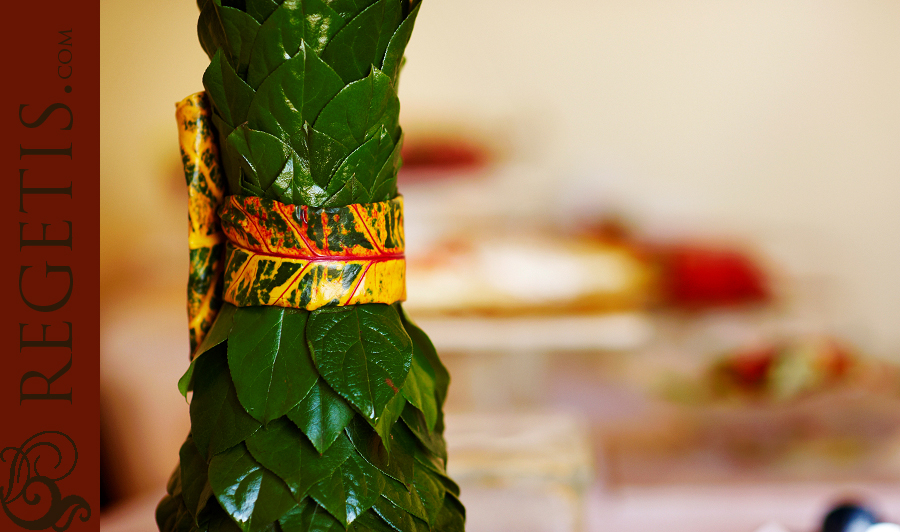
left=220, top=195, right=406, bottom=310
left=158, top=1, right=464, bottom=532
left=177, top=93, right=227, bottom=355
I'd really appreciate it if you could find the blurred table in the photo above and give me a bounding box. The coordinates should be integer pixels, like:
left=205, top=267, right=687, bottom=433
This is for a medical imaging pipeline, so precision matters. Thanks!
left=101, top=481, right=900, bottom=532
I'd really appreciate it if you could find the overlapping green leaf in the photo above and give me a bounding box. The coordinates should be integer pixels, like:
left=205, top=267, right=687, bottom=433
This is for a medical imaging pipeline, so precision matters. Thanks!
left=179, top=435, right=214, bottom=524
left=313, top=69, right=399, bottom=150
left=227, top=308, right=319, bottom=423
left=307, top=305, right=412, bottom=422
left=321, top=0, right=403, bottom=83
left=208, top=442, right=298, bottom=532
left=278, top=499, right=345, bottom=532
left=246, top=43, right=345, bottom=144
left=308, top=450, right=386, bottom=526
left=245, top=418, right=355, bottom=501
left=203, top=52, right=254, bottom=128
left=322, top=127, right=396, bottom=206
left=345, top=418, right=412, bottom=485
left=190, top=346, right=262, bottom=459
left=287, top=378, right=355, bottom=453
left=381, top=2, right=420, bottom=85
left=373, top=497, right=430, bottom=532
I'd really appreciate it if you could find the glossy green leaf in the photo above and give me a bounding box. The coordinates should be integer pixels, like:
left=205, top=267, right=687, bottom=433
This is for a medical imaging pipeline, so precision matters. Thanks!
left=373, top=391, right=406, bottom=453
left=399, top=402, right=446, bottom=465
left=203, top=52, right=255, bottom=129
left=246, top=0, right=339, bottom=88
left=324, top=0, right=377, bottom=20
left=227, top=307, right=319, bottom=424
left=379, top=475, right=428, bottom=524
left=180, top=304, right=241, bottom=399
left=321, top=0, right=403, bottom=83
left=381, top=2, right=419, bottom=85
left=434, top=493, right=466, bottom=532
left=346, top=509, right=396, bottom=532
left=208, top=442, right=298, bottom=532
left=295, top=124, right=351, bottom=198
left=399, top=349, right=436, bottom=433
left=369, top=133, right=403, bottom=203
left=246, top=0, right=279, bottom=24
left=322, top=127, right=395, bottom=206
left=245, top=418, right=354, bottom=501
left=247, top=42, right=345, bottom=146
left=190, top=346, right=262, bottom=459
left=198, top=303, right=239, bottom=357
left=225, top=125, right=295, bottom=198
left=411, top=465, right=444, bottom=527
left=278, top=499, right=344, bottom=532
left=313, top=68, right=399, bottom=151
left=179, top=435, right=214, bottom=524
left=219, top=5, right=262, bottom=76
left=399, top=306, right=448, bottom=408
left=308, top=450, right=386, bottom=526
left=287, top=378, right=355, bottom=453
left=345, top=417, right=412, bottom=485
left=307, top=304, right=412, bottom=422
left=373, top=497, right=430, bottom=532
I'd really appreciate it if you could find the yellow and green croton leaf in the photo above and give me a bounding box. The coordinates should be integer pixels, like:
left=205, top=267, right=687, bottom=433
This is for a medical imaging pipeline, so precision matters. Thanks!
left=157, top=1, right=464, bottom=531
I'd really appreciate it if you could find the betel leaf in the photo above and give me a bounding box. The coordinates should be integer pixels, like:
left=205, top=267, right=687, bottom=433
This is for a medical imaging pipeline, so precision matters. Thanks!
left=380, top=475, right=428, bottom=524
left=227, top=307, right=319, bottom=424
left=218, top=5, right=262, bottom=77
left=307, top=304, right=412, bottom=422
left=225, top=125, right=296, bottom=198
left=286, top=378, right=355, bottom=453
left=244, top=418, right=354, bottom=501
left=180, top=304, right=241, bottom=399
left=179, top=435, right=214, bottom=524
left=308, top=450, right=386, bottom=526
left=381, top=1, right=419, bottom=85
left=245, top=0, right=340, bottom=89
left=312, top=68, right=399, bottom=151
left=324, top=0, right=377, bottom=21
left=321, top=127, right=395, bottom=207
left=399, top=402, right=446, bottom=465
left=373, top=497, right=430, bottom=532
left=209, top=442, right=298, bottom=532
left=295, top=124, right=350, bottom=195
left=246, top=42, right=345, bottom=146
left=373, top=390, right=406, bottom=452
left=344, top=417, right=412, bottom=485
left=198, top=303, right=239, bottom=357
left=246, top=0, right=279, bottom=24
left=278, top=499, right=344, bottom=532
left=410, top=465, right=444, bottom=528
left=399, top=347, right=437, bottom=432
left=321, top=0, right=403, bottom=83
left=203, top=52, right=255, bottom=129
left=399, top=306, right=448, bottom=408
left=190, top=345, right=262, bottom=459
left=434, top=493, right=466, bottom=532
left=369, top=132, right=402, bottom=203
left=347, top=509, right=396, bottom=532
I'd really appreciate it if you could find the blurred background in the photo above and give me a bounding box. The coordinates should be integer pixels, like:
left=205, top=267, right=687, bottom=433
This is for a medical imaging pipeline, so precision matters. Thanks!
left=101, top=1, right=900, bottom=531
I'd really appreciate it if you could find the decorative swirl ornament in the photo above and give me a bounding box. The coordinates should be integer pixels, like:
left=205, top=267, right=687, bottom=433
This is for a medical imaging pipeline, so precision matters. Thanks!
left=0, top=431, right=91, bottom=531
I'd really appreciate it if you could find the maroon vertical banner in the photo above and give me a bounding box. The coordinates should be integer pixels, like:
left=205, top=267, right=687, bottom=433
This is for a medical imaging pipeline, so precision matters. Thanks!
left=0, top=1, right=100, bottom=531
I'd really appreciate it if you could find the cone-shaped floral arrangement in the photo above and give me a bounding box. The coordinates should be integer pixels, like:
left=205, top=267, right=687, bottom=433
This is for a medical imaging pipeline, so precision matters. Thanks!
left=156, top=1, right=465, bottom=531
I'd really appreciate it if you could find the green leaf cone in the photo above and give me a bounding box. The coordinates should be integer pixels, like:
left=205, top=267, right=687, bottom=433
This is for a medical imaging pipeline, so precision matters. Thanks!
left=158, top=1, right=465, bottom=531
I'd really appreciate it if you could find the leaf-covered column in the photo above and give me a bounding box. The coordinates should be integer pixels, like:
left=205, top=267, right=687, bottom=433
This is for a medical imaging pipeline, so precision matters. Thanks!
left=157, top=1, right=465, bottom=531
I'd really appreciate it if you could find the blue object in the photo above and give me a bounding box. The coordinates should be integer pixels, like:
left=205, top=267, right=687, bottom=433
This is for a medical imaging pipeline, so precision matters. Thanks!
left=822, top=503, right=880, bottom=532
